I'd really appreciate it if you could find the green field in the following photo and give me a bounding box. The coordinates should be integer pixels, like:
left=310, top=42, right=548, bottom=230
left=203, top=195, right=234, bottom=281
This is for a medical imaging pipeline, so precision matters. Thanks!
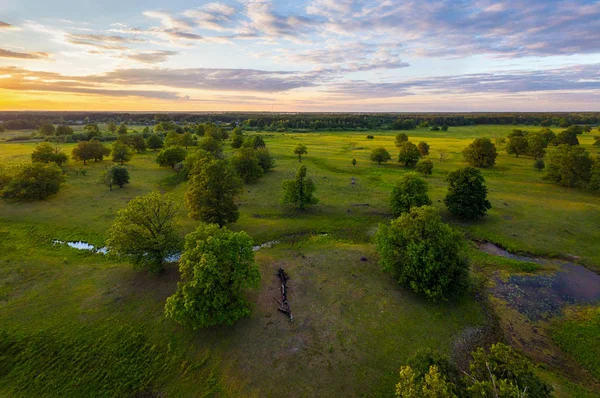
left=1, top=125, right=599, bottom=396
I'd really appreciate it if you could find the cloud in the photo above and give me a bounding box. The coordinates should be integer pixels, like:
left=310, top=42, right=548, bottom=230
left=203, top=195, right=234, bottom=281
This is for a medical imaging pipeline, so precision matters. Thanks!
left=328, top=63, right=600, bottom=98
left=66, top=33, right=145, bottom=44
left=0, top=21, right=13, bottom=29
left=305, top=0, right=600, bottom=57
left=279, top=42, right=409, bottom=71
left=143, top=10, right=194, bottom=30
left=184, top=3, right=237, bottom=31
left=0, top=66, right=183, bottom=100
left=123, top=50, right=178, bottom=63
left=0, top=49, right=50, bottom=60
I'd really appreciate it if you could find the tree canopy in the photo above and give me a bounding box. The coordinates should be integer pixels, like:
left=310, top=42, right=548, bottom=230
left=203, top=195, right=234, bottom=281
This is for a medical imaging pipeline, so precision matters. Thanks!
left=463, top=137, right=497, bottom=167
left=31, top=142, right=68, bottom=166
left=111, top=141, right=132, bottom=165
left=398, top=141, right=421, bottom=167
left=370, top=147, right=391, bottom=164
left=106, top=192, right=182, bottom=274
left=390, top=173, right=432, bottom=216
left=444, top=166, right=491, bottom=220
left=230, top=148, right=264, bottom=183
left=0, top=162, right=64, bottom=200
left=294, top=144, right=308, bottom=162
left=185, top=159, right=242, bottom=226
left=156, top=146, right=186, bottom=168
left=544, top=144, right=592, bottom=188
left=282, top=164, right=318, bottom=210
left=165, top=223, right=261, bottom=329
left=376, top=206, right=469, bottom=301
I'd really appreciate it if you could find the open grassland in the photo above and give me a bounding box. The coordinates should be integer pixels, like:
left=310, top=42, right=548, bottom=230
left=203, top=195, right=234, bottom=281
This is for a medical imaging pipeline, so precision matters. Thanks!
left=0, top=125, right=599, bottom=396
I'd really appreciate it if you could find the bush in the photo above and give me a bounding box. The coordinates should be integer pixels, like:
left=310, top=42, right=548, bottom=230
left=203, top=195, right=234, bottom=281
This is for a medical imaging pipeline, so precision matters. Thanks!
left=463, top=137, right=497, bottom=167
left=197, top=136, right=223, bottom=156
left=31, top=142, right=68, bottom=166
left=376, top=206, right=469, bottom=301
left=534, top=158, right=545, bottom=171
left=1, top=163, right=64, bottom=200
left=390, top=173, right=431, bottom=216
left=395, top=133, right=408, bottom=147
left=417, top=141, right=429, bottom=156
left=256, top=147, right=275, bottom=172
left=415, top=159, right=433, bottom=175
left=165, top=223, right=261, bottom=329
left=553, top=130, right=579, bottom=146
left=444, top=166, right=491, bottom=219
left=366, top=135, right=374, bottom=139
left=105, top=165, right=130, bottom=189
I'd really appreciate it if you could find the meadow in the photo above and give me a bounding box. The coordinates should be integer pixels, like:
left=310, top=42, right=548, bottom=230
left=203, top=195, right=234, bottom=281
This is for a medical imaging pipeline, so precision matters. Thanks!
left=0, top=125, right=599, bottom=396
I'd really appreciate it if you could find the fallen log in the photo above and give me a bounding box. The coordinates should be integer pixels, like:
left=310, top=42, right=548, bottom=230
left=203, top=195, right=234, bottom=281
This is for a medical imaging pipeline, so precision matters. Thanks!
left=275, top=268, right=293, bottom=321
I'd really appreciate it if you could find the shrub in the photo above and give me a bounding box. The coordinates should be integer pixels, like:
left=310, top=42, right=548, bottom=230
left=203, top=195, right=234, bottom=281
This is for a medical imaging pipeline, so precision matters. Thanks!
left=395, top=133, right=408, bottom=147
left=415, top=159, right=433, bottom=175
left=197, top=136, right=223, bottom=156
left=376, top=206, right=469, bottom=301
left=111, top=141, right=132, bottom=165
left=293, top=143, right=308, bottom=162
left=366, top=135, right=374, bottom=139
left=534, top=158, right=545, bottom=171
left=1, top=163, right=64, bottom=200
left=256, top=147, right=275, bottom=172
left=463, top=137, right=497, bottom=167
left=444, top=166, right=491, bottom=219
left=165, top=223, right=261, bottom=329
left=417, top=141, right=429, bottom=156
left=390, top=173, right=432, bottom=216
left=31, top=142, right=68, bottom=166
left=147, top=134, right=164, bottom=151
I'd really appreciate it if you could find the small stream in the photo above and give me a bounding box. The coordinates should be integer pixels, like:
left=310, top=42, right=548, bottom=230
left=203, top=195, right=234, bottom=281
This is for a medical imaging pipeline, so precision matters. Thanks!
left=479, top=242, right=600, bottom=320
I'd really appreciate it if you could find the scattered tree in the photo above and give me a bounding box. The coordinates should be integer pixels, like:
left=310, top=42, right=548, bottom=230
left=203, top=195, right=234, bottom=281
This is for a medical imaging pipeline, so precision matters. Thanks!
left=544, top=144, right=592, bottom=188
left=111, top=141, right=132, bottom=165
left=370, top=147, right=391, bottom=165
left=395, top=133, right=408, bottom=147
left=243, top=136, right=266, bottom=149
left=438, top=151, right=449, bottom=163
left=231, top=133, right=244, bottom=149
left=107, top=121, right=117, bottom=133
left=256, top=148, right=275, bottom=172
left=117, top=123, right=128, bottom=135
left=444, top=166, right=491, bottom=220
left=181, top=132, right=194, bottom=148
left=231, top=148, right=264, bottom=183
left=164, top=131, right=182, bottom=148
left=352, top=158, right=357, bottom=167
left=106, top=192, right=182, bottom=274
left=416, top=159, right=433, bottom=176
left=294, top=144, right=308, bottom=162
left=38, top=123, right=55, bottom=136
left=147, top=134, right=164, bottom=151
left=156, top=146, right=186, bottom=168
left=534, top=158, right=545, bottom=171
left=165, top=223, right=261, bottom=329
left=83, top=124, right=101, bottom=139
left=198, top=136, right=223, bottom=157
left=376, top=206, right=469, bottom=301
left=185, top=159, right=243, bottom=226
left=129, top=134, right=147, bottom=153
left=463, top=137, right=497, bottom=167
left=553, top=130, right=579, bottom=146
left=55, top=125, right=73, bottom=136
left=417, top=141, right=430, bottom=156
left=1, top=162, right=64, bottom=200
left=390, top=173, right=432, bottom=216
left=71, top=141, right=110, bottom=165
left=31, top=142, right=68, bottom=166
left=506, top=135, right=529, bottom=157
left=282, top=165, right=318, bottom=210
left=398, top=141, right=421, bottom=167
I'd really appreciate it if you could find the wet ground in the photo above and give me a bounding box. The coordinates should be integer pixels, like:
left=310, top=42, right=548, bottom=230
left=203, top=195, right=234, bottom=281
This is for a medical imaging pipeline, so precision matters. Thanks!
left=480, top=242, right=600, bottom=320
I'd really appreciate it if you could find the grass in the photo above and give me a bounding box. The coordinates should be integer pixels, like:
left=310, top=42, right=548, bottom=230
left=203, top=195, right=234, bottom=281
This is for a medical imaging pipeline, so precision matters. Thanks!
left=551, top=307, right=600, bottom=380
left=0, top=125, right=599, bottom=396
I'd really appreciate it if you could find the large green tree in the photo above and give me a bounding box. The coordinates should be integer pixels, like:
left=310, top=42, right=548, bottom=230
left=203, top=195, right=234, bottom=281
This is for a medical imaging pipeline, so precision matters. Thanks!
left=197, top=136, right=223, bottom=157
left=38, top=123, right=55, bottom=136
left=544, top=144, right=592, bottom=188
left=506, top=135, right=529, bottom=158
left=106, top=192, right=182, bottom=274
left=164, top=223, right=261, bottom=329
left=376, top=206, right=469, bottom=301
left=398, top=141, right=421, bottom=167
left=395, top=133, right=409, bottom=147
left=282, top=164, right=319, bottom=210
left=103, top=165, right=130, bottom=190
left=444, top=166, right=491, bottom=220
left=147, top=134, right=164, bottom=151
left=156, top=146, right=186, bottom=168
left=230, top=148, right=264, bottom=183
left=111, top=141, right=132, bottom=165
left=390, top=173, right=432, bottom=216
left=185, top=159, right=243, bottom=226
left=370, top=147, right=391, bottom=164
left=463, top=137, right=497, bottom=167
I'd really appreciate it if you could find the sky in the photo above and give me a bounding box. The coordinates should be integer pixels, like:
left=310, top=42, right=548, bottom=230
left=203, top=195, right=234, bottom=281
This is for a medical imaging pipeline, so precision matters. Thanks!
left=1, top=0, right=600, bottom=112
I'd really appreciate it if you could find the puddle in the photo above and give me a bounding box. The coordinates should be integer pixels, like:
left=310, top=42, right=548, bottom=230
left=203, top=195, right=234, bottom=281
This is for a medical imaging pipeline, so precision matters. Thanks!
left=53, top=240, right=108, bottom=254
left=480, top=242, right=600, bottom=320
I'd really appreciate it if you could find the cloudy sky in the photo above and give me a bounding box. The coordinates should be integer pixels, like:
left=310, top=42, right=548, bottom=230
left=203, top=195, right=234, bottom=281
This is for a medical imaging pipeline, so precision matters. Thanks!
left=1, top=0, right=599, bottom=111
